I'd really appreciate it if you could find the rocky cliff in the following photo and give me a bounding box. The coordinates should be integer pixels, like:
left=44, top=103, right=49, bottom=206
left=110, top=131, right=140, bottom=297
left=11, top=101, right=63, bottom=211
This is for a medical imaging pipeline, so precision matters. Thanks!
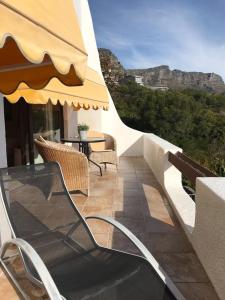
left=98, top=48, right=225, bottom=93
left=127, top=65, right=225, bottom=93
left=98, top=48, right=125, bottom=88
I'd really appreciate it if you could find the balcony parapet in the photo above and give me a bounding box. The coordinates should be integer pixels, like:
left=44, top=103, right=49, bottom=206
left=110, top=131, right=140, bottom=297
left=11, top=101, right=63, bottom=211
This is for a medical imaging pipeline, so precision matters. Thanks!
left=143, top=133, right=224, bottom=299
left=193, top=177, right=225, bottom=299
left=143, top=133, right=195, bottom=236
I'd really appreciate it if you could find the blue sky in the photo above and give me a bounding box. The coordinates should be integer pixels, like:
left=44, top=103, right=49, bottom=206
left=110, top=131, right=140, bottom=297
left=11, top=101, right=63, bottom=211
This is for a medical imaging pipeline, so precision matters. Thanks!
left=89, top=0, right=225, bottom=80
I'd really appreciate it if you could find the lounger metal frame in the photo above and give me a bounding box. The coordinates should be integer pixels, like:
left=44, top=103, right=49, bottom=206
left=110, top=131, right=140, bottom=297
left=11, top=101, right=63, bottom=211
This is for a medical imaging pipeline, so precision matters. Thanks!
left=0, top=162, right=186, bottom=300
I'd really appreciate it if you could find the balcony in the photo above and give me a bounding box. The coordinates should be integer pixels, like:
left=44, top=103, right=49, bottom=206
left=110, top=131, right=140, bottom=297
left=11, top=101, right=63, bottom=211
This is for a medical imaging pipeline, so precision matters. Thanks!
left=0, top=156, right=219, bottom=299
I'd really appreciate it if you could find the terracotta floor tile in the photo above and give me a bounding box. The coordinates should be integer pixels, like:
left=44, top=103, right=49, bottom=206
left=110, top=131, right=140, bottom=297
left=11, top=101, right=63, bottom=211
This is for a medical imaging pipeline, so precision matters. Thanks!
left=113, top=204, right=145, bottom=219
left=83, top=206, right=113, bottom=217
left=118, top=170, right=136, bottom=175
left=0, top=266, right=4, bottom=278
left=154, top=252, right=209, bottom=283
left=85, top=196, right=113, bottom=207
left=176, top=282, right=219, bottom=300
left=74, top=206, right=84, bottom=214
left=86, top=219, right=111, bottom=234
left=117, top=166, right=135, bottom=172
left=71, top=194, right=88, bottom=204
left=92, top=233, right=109, bottom=248
left=133, top=165, right=150, bottom=170
left=120, top=181, right=142, bottom=190
left=90, top=182, right=116, bottom=190
left=122, top=189, right=145, bottom=198
left=144, top=216, right=181, bottom=234
left=143, top=200, right=176, bottom=221
left=137, top=176, right=158, bottom=184
left=112, top=216, right=145, bottom=234
left=113, top=195, right=144, bottom=206
left=145, top=233, right=193, bottom=253
left=118, top=172, right=137, bottom=178
left=89, top=187, right=116, bottom=197
left=0, top=273, right=20, bottom=300
left=113, top=200, right=143, bottom=210
left=109, top=232, right=141, bottom=255
left=118, top=177, right=138, bottom=183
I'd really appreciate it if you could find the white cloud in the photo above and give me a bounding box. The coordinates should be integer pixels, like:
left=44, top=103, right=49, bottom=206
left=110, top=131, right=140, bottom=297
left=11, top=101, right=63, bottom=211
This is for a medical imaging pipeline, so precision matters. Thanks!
left=97, top=28, right=132, bottom=50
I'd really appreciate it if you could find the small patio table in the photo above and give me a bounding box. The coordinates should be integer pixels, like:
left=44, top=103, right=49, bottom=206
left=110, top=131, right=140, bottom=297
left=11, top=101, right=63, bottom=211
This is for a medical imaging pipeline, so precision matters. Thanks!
left=61, top=137, right=106, bottom=176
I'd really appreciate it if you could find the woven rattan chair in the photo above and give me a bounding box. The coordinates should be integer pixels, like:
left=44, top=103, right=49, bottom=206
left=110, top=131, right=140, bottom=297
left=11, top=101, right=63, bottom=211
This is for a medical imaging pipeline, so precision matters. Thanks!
left=34, top=137, right=89, bottom=194
left=88, top=130, right=118, bottom=170
left=0, top=162, right=185, bottom=300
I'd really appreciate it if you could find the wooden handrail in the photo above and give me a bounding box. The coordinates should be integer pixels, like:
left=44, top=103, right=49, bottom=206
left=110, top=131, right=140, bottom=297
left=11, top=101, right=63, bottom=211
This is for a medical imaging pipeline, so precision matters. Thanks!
left=168, top=151, right=217, bottom=185
left=177, top=152, right=216, bottom=177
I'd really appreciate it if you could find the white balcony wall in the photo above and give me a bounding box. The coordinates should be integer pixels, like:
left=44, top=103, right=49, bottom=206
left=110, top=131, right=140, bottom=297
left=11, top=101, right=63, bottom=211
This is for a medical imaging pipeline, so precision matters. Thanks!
left=192, top=178, right=225, bottom=299
left=144, top=133, right=225, bottom=299
left=0, top=95, right=10, bottom=246
left=77, top=98, right=144, bottom=156
left=0, top=96, right=7, bottom=168
left=143, top=134, right=196, bottom=236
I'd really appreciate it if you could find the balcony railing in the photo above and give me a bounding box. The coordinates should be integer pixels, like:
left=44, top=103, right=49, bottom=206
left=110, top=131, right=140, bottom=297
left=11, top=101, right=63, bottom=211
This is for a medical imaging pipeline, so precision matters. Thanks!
left=168, top=151, right=217, bottom=186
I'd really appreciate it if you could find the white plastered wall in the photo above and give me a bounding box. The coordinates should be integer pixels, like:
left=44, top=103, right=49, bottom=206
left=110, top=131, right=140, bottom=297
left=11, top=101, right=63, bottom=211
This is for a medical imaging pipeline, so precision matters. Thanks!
left=143, top=133, right=196, bottom=236
left=0, top=96, right=7, bottom=168
left=73, top=0, right=143, bottom=156
left=63, top=103, right=78, bottom=138
left=0, top=95, right=11, bottom=245
left=144, top=133, right=225, bottom=299
left=192, top=178, right=225, bottom=299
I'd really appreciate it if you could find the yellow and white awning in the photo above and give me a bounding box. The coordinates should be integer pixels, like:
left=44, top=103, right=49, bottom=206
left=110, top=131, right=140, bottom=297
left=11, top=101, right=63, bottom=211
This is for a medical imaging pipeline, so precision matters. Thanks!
left=5, top=67, right=109, bottom=110
left=0, top=0, right=88, bottom=94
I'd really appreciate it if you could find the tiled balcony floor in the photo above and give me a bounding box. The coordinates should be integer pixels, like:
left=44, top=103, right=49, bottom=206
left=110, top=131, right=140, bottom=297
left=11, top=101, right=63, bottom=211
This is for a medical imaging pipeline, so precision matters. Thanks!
left=0, top=157, right=219, bottom=300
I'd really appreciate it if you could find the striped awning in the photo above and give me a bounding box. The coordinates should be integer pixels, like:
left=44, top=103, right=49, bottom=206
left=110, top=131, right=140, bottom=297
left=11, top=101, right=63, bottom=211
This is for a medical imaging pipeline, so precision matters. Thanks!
left=5, top=67, right=109, bottom=110
left=0, top=0, right=88, bottom=94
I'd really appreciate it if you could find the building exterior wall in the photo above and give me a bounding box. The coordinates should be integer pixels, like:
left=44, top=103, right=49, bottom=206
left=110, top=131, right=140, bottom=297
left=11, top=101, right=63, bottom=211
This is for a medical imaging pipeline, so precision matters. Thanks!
left=192, top=178, right=225, bottom=299
left=135, top=75, right=144, bottom=86
left=0, top=96, right=7, bottom=168
left=74, top=0, right=143, bottom=156
left=63, top=104, right=78, bottom=139
left=0, top=95, right=10, bottom=245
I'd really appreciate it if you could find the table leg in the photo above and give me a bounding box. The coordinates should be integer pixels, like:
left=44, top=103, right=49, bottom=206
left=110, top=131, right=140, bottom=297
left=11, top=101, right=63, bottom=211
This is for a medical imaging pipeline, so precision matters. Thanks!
left=88, top=159, right=102, bottom=176
left=82, top=142, right=103, bottom=176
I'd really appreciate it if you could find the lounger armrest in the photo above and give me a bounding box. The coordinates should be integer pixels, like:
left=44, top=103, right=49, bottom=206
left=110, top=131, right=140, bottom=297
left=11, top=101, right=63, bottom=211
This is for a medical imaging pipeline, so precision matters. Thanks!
left=86, top=216, right=186, bottom=300
left=0, top=238, right=62, bottom=300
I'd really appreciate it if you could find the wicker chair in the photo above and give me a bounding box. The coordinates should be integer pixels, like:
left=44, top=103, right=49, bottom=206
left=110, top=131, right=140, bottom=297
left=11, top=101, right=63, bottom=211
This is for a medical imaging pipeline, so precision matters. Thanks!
left=88, top=131, right=118, bottom=169
left=34, top=137, right=89, bottom=194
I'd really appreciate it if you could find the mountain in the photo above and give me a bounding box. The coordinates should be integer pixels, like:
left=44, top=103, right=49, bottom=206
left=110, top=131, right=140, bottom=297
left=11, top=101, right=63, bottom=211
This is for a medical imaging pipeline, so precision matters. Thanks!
left=98, top=48, right=225, bottom=93
left=98, top=48, right=125, bottom=88
left=127, top=66, right=225, bottom=93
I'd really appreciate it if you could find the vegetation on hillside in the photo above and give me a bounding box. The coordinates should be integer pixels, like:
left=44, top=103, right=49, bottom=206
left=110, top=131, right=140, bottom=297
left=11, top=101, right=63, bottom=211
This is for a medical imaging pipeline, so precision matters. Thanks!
left=110, top=82, right=225, bottom=177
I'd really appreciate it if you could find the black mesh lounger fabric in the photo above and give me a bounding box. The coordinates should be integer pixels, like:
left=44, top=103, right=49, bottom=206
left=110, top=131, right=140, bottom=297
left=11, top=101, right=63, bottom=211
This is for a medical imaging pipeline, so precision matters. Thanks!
left=0, top=162, right=177, bottom=300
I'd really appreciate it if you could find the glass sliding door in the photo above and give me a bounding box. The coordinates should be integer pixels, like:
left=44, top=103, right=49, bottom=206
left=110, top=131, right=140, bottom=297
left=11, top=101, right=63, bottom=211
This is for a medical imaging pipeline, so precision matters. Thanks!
left=4, top=100, right=64, bottom=166
left=4, top=99, right=30, bottom=166
left=32, top=102, right=63, bottom=163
